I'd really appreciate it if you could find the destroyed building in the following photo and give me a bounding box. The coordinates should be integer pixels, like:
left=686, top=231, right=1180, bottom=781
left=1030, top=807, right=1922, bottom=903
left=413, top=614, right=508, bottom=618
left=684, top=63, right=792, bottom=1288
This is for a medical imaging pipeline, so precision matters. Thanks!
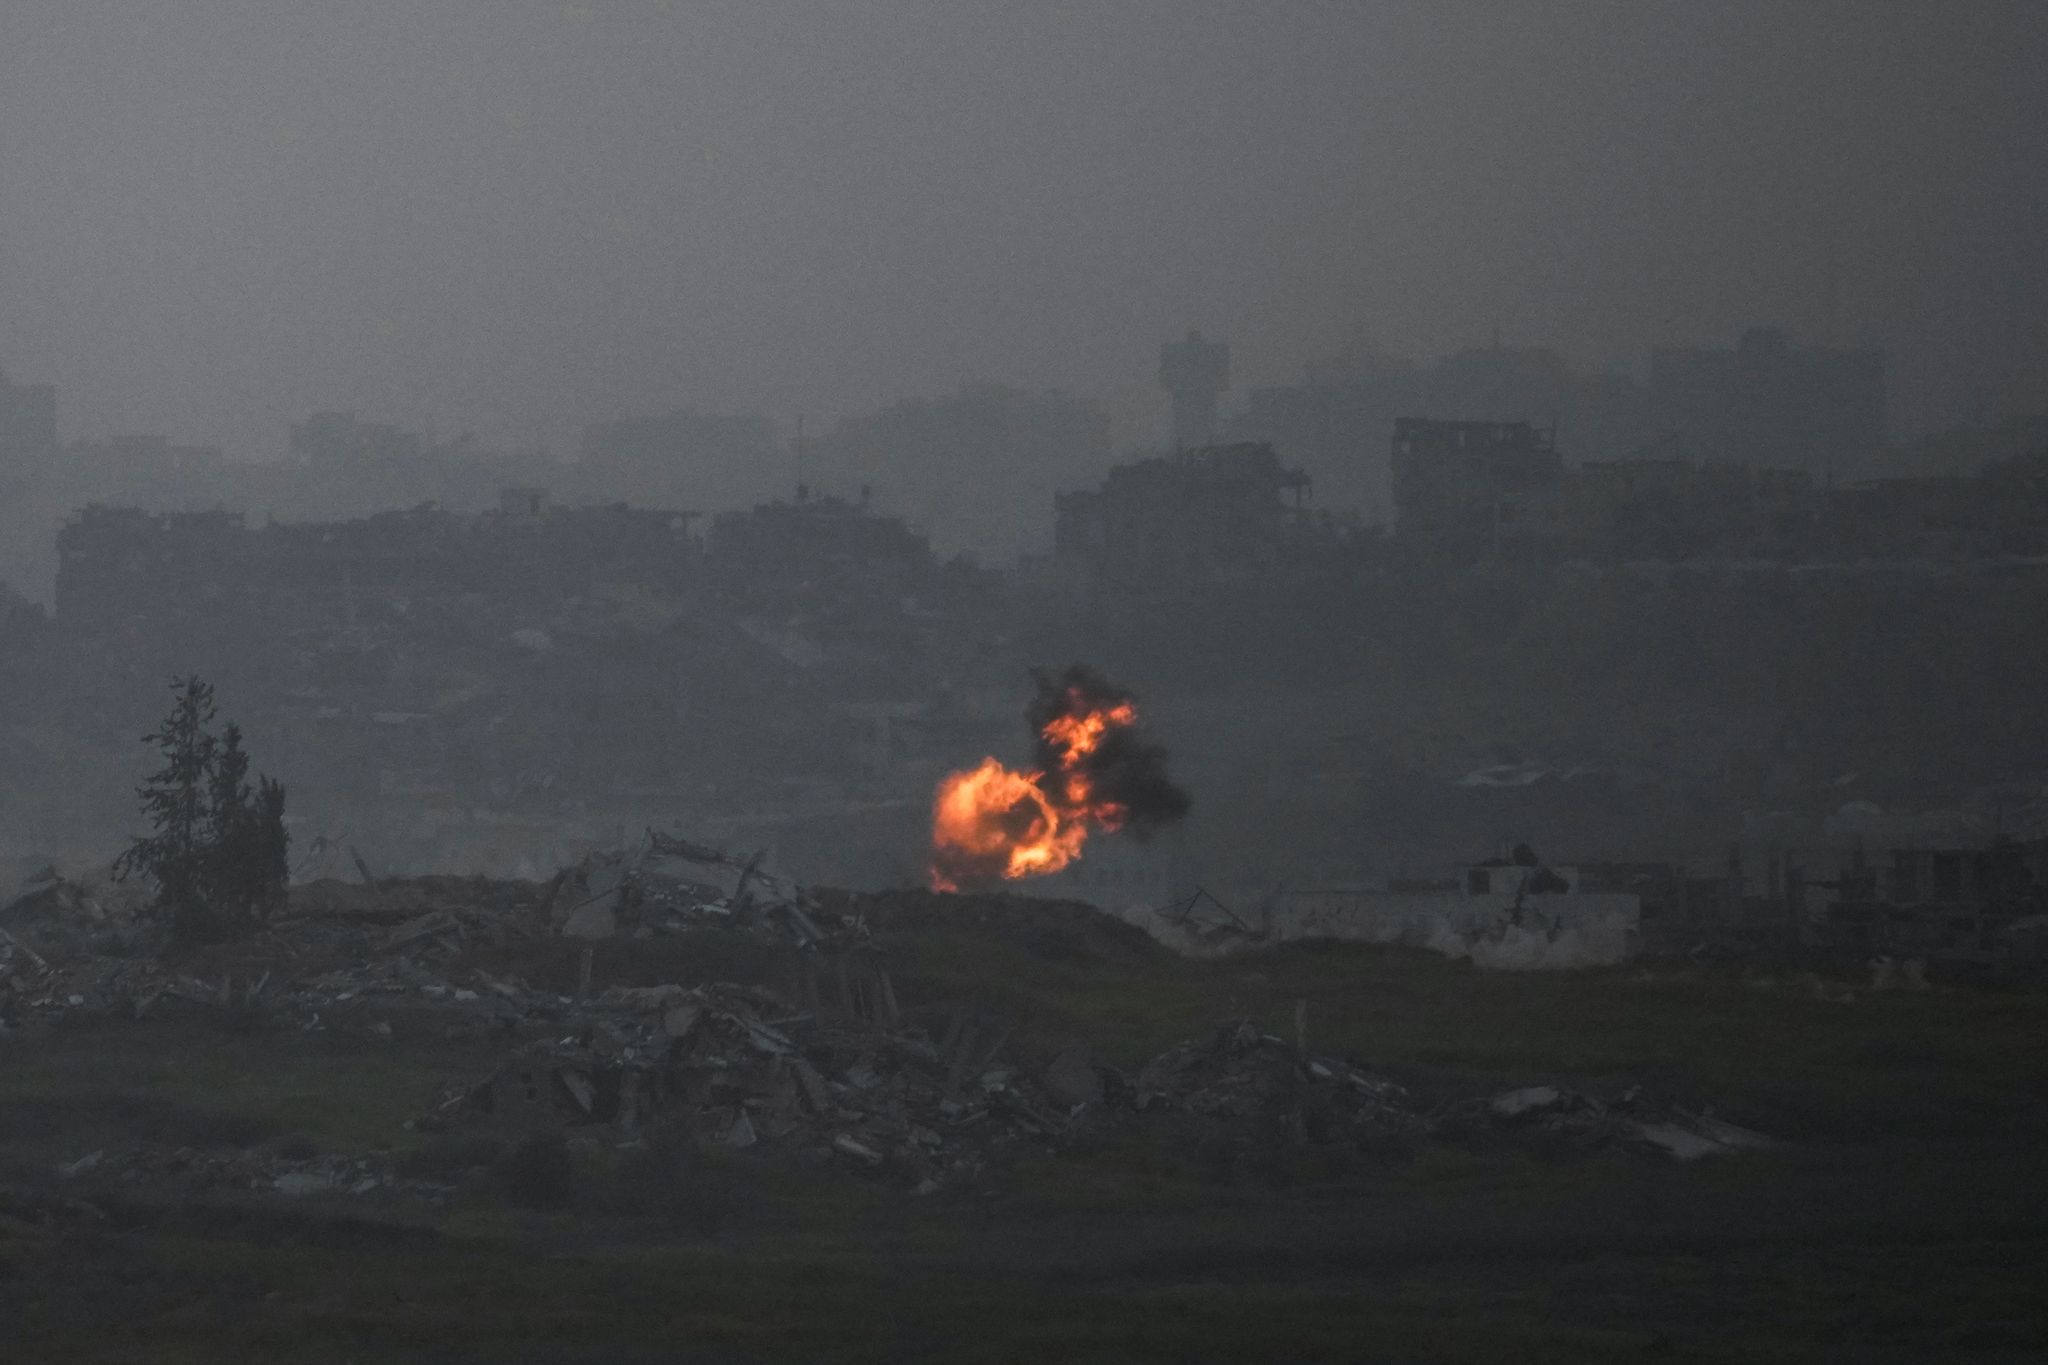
left=1389, top=417, right=1568, bottom=561
left=1569, top=456, right=1818, bottom=560
left=703, top=487, right=1010, bottom=712
left=707, top=489, right=933, bottom=612
left=1231, top=343, right=1657, bottom=522
left=55, top=499, right=704, bottom=634
left=1051, top=442, right=1318, bottom=594
left=1070, top=841, right=1646, bottom=971
left=1387, top=411, right=2048, bottom=563
left=1793, top=834, right=2048, bottom=963
left=1231, top=328, right=1882, bottom=533
left=34, top=478, right=1015, bottom=875
left=54, top=481, right=974, bottom=644
left=1817, top=472, right=2048, bottom=560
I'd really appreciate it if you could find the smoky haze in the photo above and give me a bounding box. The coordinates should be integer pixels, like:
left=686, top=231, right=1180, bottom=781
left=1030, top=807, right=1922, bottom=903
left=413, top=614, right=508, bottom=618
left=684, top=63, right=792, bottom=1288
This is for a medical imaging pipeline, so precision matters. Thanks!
left=10, top=12, right=2048, bottom=1350
left=1, top=1, right=2044, bottom=480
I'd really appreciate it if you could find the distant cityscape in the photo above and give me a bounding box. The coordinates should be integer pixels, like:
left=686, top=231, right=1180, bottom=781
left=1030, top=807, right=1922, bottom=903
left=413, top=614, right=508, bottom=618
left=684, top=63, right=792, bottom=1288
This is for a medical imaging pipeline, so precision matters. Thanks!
left=2, top=326, right=2045, bottom=911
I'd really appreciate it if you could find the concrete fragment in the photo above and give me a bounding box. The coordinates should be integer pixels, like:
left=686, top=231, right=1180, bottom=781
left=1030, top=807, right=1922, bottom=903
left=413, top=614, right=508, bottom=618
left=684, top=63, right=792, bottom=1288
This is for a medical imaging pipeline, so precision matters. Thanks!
left=736, top=1015, right=796, bottom=1055
left=560, top=897, right=618, bottom=940
left=792, top=1059, right=834, bottom=1114
left=1634, top=1114, right=1775, bottom=1160
left=58, top=1150, right=103, bottom=1179
left=1489, top=1085, right=1565, bottom=1118
left=558, top=1068, right=596, bottom=1114
left=832, top=1134, right=883, bottom=1165
left=662, top=1002, right=703, bottom=1040
left=383, top=910, right=459, bottom=953
left=1042, top=1044, right=1103, bottom=1108
left=610, top=984, right=689, bottom=1010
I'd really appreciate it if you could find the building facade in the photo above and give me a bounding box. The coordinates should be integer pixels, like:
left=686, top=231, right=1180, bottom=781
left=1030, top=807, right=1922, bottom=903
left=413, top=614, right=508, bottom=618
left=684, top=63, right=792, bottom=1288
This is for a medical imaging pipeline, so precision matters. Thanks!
left=1053, top=442, right=1315, bottom=592
left=1389, top=418, right=1566, bottom=560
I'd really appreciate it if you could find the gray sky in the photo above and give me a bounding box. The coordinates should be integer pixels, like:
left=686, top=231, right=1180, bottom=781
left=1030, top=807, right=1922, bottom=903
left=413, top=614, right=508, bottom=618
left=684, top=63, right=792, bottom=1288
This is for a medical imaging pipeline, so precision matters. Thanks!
left=1, top=1, right=2043, bottom=460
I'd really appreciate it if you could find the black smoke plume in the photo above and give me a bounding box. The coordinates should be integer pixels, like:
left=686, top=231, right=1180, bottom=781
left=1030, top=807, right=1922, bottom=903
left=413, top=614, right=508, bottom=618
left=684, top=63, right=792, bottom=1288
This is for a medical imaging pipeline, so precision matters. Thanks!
left=1029, top=665, right=1191, bottom=833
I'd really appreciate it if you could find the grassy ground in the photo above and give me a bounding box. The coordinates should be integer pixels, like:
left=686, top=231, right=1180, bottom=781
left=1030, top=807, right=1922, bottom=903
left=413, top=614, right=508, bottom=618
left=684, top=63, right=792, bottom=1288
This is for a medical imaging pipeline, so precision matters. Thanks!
left=4, top=905, right=2046, bottom=1361
left=873, top=899, right=2048, bottom=1139
left=6, top=1193, right=2047, bottom=1362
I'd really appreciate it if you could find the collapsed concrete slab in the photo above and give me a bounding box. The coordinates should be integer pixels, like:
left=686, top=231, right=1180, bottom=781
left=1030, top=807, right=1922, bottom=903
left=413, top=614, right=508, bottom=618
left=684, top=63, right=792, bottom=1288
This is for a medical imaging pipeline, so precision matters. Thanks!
left=1104, top=880, right=1641, bottom=969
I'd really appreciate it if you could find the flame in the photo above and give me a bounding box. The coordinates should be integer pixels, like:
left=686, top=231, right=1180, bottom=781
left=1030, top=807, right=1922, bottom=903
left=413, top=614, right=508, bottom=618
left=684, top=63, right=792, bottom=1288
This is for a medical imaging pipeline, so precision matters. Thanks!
left=929, top=691, right=1141, bottom=891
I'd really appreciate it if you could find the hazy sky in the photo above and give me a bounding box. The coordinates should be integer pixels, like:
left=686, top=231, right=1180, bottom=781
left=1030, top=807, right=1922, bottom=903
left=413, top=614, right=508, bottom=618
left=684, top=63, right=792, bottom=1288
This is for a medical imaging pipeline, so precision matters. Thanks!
left=1, top=1, right=2043, bottom=460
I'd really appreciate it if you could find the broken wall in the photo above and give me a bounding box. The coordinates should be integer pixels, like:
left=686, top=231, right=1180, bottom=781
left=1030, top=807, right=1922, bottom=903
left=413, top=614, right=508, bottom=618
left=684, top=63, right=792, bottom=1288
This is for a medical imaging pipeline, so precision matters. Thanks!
left=1108, top=887, right=1642, bottom=970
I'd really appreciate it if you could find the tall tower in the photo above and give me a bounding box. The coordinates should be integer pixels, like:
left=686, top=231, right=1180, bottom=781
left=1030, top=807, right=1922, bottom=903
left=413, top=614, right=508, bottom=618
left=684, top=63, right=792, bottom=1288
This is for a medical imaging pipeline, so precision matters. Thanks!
left=1159, top=328, right=1229, bottom=451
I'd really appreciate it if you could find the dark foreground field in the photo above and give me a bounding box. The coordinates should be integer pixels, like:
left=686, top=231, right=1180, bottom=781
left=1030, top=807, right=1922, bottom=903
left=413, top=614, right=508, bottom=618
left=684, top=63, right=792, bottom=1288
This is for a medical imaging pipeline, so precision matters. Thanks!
left=4, top=893, right=2046, bottom=1363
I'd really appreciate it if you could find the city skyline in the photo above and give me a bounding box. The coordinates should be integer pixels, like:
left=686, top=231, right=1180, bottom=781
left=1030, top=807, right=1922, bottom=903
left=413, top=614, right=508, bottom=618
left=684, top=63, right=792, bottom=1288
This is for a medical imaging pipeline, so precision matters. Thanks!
left=1, top=2, right=2042, bottom=459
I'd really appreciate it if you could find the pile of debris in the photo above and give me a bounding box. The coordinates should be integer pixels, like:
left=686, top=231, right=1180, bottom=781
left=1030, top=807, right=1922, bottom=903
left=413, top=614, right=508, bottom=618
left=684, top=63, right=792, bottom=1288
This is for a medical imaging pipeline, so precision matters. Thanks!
left=549, top=830, right=835, bottom=948
left=1444, top=1083, right=1776, bottom=1160
left=0, top=861, right=151, bottom=966
left=420, top=994, right=1775, bottom=1194
left=1131, top=1019, right=1429, bottom=1149
left=1120, top=1020, right=1770, bottom=1165
left=7, top=837, right=1778, bottom=1205
left=0, top=873, right=549, bottom=1031
left=0, top=829, right=849, bottom=1033
left=421, top=977, right=1079, bottom=1193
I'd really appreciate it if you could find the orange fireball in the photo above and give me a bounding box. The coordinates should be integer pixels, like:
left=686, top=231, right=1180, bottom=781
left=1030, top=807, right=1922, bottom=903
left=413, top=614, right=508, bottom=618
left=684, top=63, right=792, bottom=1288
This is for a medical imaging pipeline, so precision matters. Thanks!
left=1040, top=699, right=1135, bottom=761
left=929, top=691, right=1147, bottom=891
left=928, top=758, right=1088, bottom=891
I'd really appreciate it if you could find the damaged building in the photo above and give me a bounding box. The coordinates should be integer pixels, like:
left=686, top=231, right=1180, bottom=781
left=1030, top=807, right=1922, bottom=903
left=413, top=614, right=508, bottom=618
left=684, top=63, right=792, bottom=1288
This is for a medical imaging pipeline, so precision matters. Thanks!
left=1389, top=411, right=2048, bottom=563
left=1388, top=417, right=1567, bottom=561
left=36, top=485, right=1012, bottom=878
left=1051, top=442, right=1321, bottom=595
left=54, top=496, right=704, bottom=635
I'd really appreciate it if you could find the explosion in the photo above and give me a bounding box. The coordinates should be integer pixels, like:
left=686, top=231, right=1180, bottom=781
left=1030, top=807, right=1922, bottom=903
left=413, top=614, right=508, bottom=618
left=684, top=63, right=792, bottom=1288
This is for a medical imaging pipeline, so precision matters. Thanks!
left=929, top=667, right=1189, bottom=891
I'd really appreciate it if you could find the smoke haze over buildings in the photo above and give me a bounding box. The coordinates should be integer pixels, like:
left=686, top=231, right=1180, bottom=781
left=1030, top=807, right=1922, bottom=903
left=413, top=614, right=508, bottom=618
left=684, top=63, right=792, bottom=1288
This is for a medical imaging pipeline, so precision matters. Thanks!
left=0, top=0, right=2043, bottom=484
left=8, top=13, right=2048, bottom=1351
left=1, top=2, right=2046, bottom=879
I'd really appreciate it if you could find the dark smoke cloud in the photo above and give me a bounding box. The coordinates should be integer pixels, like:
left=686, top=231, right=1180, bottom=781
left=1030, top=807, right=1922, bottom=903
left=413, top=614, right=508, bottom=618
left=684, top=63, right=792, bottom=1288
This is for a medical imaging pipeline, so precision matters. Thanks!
left=1030, top=665, right=1191, bottom=834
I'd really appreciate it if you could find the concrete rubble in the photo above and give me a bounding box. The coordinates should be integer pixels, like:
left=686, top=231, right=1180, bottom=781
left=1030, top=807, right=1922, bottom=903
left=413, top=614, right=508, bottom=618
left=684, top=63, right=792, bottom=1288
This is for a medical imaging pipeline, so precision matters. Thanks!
left=548, top=829, right=824, bottom=945
left=1133, top=879, right=1642, bottom=970
left=417, top=978, right=1087, bottom=1193
left=1130, top=1019, right=1429, bottom=1144
left=0, top=830, right=846, bottom=1030
left=5, top=835, right=1778, bottom=1206
left=1449, top=1081, right=1776, bottom=1160
left=417, top=1005, right=1774, bottom=1190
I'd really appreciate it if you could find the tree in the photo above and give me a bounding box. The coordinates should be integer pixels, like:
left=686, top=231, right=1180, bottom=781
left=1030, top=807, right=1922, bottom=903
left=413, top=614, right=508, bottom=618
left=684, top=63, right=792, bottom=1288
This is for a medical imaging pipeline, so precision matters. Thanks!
left=247, top=774, right=291, bottom=923
left=114, top=677, right=290, bottom=946
left=206, top=723, right=290, bottom=926
left=208, top=721, right=251, bottom=859
left=114, top=676, right=219, bottom=943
